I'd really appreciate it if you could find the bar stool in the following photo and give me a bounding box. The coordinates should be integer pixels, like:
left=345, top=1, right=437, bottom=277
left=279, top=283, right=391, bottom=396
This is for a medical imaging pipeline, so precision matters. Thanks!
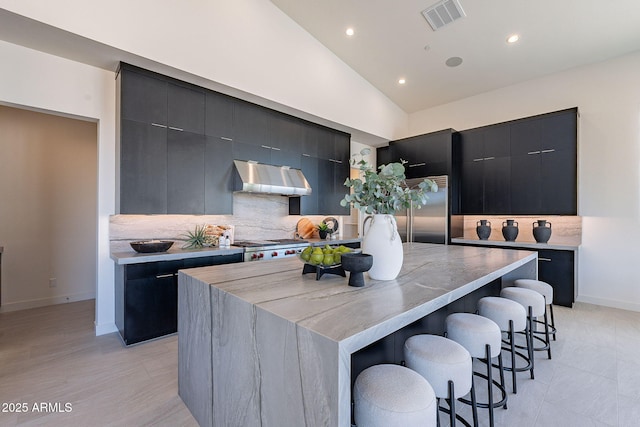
left=353, top=364, right=437, bottom=427
left=404, top=334, right=476, bottom=427
left=514, top=279, right=557, bottom=342
left=477, top=296, right=533, bottom=394
left=445, top=313, right=507, bottom=427
left=500, top=286, right=550, bottom=360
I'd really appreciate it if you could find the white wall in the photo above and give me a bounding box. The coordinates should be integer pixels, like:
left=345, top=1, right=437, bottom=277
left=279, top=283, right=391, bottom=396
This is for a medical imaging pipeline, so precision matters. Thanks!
left=0, top=40, right=117, bottom=333
left=408, top=51, right=640, bottom=311
left=0, top=106, right=97, bottom=311
left=0, top=0, right=407, bottom=141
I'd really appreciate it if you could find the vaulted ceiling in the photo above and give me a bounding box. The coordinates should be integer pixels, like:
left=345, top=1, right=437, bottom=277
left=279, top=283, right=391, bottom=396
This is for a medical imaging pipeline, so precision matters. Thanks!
left=270, top=0, right=640, bottom=113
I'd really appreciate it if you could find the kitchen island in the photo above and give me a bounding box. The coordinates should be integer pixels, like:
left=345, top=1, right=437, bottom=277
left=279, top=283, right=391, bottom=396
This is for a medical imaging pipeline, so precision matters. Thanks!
left=178, top=243, right=537, bottom=427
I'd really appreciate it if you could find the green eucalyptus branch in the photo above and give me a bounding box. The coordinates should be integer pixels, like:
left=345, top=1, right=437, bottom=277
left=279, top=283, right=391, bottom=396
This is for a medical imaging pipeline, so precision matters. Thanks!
left=340, top=148, right=438, bottom=215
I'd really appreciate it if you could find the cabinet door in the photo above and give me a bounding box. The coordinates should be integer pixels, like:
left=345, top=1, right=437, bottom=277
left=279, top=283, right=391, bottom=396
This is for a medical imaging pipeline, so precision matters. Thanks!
left=317, top=158, right=334, bottom=214
left=234, top=102, right=268, bottom=146
left=299, top=155, right=319, bottom=214
left=483, top=157, right=511, bottom=214
left=376, top=146, right=393, bottom=168
left=120, top=69, right=167, bottom=125
left=167, top=130, right=205, bottom=214
left=301, top=125, right=320, bottom=158
left=460, top=161, right=483, bottom=214
left=205, top=92, right=235, bottom=140
left=232, top=140, right=272, bottom=164
left=270, top=114, right=304, bottom=153
left=540, top=150, right=577, bottom=214
left=538, top=250, right=574, bottom=307
left=483, top=124, right=510, bottom=158
left=331, top=160, right=350, bottom=215
left=510, top=118, right=542, bottom=156
left=204, top=136, right=234, bottom=214
left=120, top=120, right=168, bottom=214
left=418, top=135, right=449, bottom=177
left=124, top=274, right=177, bottom=345
left=510, top=154, right=541, bottom=214
left=168, top=83, right=205, bottom=134
left=271, top=148, right=301, bottom=168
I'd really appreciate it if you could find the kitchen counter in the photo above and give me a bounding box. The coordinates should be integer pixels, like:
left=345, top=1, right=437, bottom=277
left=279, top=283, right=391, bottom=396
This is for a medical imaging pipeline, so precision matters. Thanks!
left=178, top=242, right=537, bottom=426
left=110, top=245, right=244, bottom=265
left=111, top=236, right=361, bottom=265
left=451, top=237, right=580, bottom=251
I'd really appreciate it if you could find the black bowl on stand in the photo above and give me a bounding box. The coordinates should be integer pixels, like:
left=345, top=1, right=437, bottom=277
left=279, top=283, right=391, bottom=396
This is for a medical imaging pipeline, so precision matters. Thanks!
left=340, top=253, right=373, bottom=287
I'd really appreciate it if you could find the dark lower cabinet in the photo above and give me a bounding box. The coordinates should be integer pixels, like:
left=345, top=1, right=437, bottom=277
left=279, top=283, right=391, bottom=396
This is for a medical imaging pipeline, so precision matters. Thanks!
left=538, top=249, right=575, bottom=307
left=115, top=253, right=243, bottom=345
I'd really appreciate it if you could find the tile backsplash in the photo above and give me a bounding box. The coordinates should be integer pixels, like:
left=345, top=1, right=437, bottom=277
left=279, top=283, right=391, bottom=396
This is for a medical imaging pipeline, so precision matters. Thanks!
left=110, top=193, right=339, bottom=251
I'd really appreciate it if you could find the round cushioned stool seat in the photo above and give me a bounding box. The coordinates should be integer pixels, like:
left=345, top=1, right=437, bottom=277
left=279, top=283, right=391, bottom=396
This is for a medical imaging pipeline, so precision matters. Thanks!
left=404, top=335, right=472, bottom=399
left=354, top=364, right=437, bottom=427
left=478, top=297, right=527, bottom=332
left=446, top=313, right=502, bottom=358
left=514, top=279, right=554, bottom=304
left=500, top=287, right=545, bottom=317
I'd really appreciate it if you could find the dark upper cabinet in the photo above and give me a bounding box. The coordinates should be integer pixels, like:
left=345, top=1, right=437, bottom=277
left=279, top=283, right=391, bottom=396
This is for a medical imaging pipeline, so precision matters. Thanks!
left=234, top=102, right=268, bottom=146
left=376, top=146, right=393, bottom=168
left=119, top=63, right=351, bottom=216
left=120, top=120, right=168, bottom=214
left=205, top=92, right=235, bottom=140
left=510, top=108, right=577, bottom=215
left=204, top=136, right=234, bottom=214
left=167, top=130, right=206, bottom=214
left=459, top=108, right=577, bottom=215
left=460, top=124, right=511, bottom=214
left=391, top=130, right=453, bottom=178
left=120, top=69, right=167, bottom=125
left=167, top=83, right=205, bottom=134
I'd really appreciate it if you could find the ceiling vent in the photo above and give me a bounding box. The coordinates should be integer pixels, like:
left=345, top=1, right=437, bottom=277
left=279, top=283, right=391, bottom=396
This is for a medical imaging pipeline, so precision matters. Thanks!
left=421, top=0, right=466, bottom=31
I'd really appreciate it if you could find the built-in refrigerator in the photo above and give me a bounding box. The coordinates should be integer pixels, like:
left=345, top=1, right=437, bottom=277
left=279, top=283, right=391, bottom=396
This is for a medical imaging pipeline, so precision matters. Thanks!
left=396, top=175, right=448, bottom=244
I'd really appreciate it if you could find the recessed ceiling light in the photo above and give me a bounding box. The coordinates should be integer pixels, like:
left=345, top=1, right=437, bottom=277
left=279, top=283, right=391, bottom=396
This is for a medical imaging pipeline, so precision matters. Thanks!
left=398, top=78, right=406, bottom=85
left=445, top=57, right=463, bottom=67
left=345, top=28, right=355, bottom=36
left=507, top=34, right=520, bottom=44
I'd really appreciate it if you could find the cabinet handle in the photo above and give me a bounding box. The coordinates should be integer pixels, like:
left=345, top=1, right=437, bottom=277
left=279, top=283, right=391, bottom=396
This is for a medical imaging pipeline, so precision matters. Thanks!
left=409, top=162, right=426, bottom=167
left=527, top=151, right=541, bottom=155
left=302, top=153, right=311, bottom=157
left=538, top=258, right=552, bottom=262
left=541, top=149, right=556, bottom=153
left=168, top=126, right=184, bottom=131
left=483, top=157, right=495, bottom=161
left=271, top=147, right=281, bottom=151
left=472, top=158, right=484, bottom=162
left=261, top=145, right=271, bottom=149
left=156, top=273, right=178, bottom=279
left=151, top=123, right=167, bottom=128
left=220, top=136, right=233, bottom=141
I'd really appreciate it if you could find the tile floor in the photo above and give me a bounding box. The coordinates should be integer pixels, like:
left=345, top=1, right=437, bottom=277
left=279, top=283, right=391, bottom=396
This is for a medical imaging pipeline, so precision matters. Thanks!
left=1, top=300, right=639, bottom=426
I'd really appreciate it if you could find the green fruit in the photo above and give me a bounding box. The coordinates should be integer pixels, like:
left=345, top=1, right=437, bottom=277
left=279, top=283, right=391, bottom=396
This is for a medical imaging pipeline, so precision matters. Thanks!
left=333, top=252, right=341, bottom=264
left=302, top=246, right=313, bottom=255
left=323, top=254, right=334, bottom=266
left=310, top=253, right=324, bottom=265
left=301, top=251, right=311, bottom=261
left=313, top=247, right=323, bottom=254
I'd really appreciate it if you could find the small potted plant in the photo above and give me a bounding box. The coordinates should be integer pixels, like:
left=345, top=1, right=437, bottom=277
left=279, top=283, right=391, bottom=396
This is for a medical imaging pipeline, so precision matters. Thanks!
left=317, top=222, right=330, bottom=240
left=340, top=148, right=438, bottom=280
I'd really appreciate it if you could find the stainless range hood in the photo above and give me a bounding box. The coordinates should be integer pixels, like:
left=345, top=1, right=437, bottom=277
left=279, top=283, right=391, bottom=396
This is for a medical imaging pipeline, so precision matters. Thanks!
left=233, top=160, right=312, bottom=196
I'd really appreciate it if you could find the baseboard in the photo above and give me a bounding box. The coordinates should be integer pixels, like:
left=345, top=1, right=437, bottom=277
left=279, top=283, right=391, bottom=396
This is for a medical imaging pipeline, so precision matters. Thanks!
left=576, top=294, right=640, bottom=313
left=0, top=291, right=95, bottom=313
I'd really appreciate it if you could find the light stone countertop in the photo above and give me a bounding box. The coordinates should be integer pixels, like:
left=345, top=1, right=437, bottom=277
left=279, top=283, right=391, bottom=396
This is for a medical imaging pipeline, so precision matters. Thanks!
left=111, top=236, right=361, bottom=265
left=178, top=242, right=538, bottom=426
left=451, top=237, right=580, bottom=251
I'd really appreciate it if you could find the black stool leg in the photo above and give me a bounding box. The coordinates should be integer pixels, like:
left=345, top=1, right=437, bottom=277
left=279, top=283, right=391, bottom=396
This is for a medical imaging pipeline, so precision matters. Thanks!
left=508, top=320, right=517, bottom=393
left=527, top=305, right=535, bottom=377
left=550, top=303, right=557, bottom=341
left=543, top=307, right=552, bottom=359
left=436, top=397, right=441, bottom=427
left=485, top=344, right=495, bottom=427
left=497, top=353, right=507, bottom=410
left=470, top=373, right=478, bottom=427
left=448, top=380, right=456, bottom=427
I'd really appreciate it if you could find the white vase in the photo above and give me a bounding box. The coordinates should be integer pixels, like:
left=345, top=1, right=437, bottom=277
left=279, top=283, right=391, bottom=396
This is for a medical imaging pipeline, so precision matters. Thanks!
left=362, top=214, right=403, bottom=280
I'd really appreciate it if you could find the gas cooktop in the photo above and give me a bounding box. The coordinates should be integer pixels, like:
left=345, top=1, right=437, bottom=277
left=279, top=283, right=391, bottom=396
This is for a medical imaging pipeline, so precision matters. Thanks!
left=233, top=239, right=308, bottom=248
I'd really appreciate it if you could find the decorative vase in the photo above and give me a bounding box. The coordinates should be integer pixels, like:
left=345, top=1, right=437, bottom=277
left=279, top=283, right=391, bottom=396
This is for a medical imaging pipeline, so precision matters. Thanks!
left=362, top=214, right=403, bottom=280
left=476, top=220, right=492, bottom=240
left=532, top=220, right=552, bottom=243
left=502, top=219, right=519, bottom=242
